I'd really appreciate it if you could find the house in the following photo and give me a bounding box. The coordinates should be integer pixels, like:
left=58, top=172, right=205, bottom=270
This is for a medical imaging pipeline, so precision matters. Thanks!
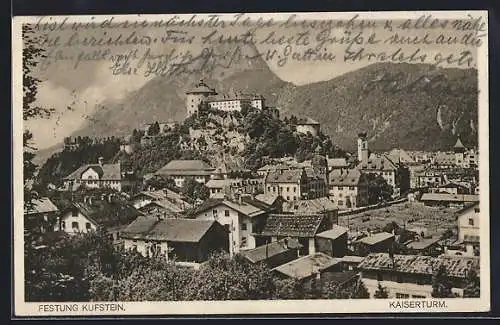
left=205, top=178, right=264, bottom=199
left=239, top=238, right=302, bottom=268
left=121, top=216, right=228, bottom=264
left=131, top=189, right=192, bottom=213
left=282, top=197, right=339, bottom=225
left=189, top=195, right=271, bottom=256
left=415, top=168, right=448, bottom=189
left=328, top=168, right=369, bottom=209
left=315, top=225, right=349, bottom=257
left=419, top=193, right=479, bottom=207
left=264, top=168, right=327, bottom=201
left=62, top=157, right=122, bottom=192
left=295, top=117, right=321, bottom=136
left=257, top=163, right=293, bottom=177
left=24, top=197, right=59, bottom=233
left=155, top=160, right=215, bottom=187
left=55, top=199, right=141, bottom=240
left=457, top=202, right=480, bottom=250
left=352, top=232, right=395, bottom=257
left=386, top=149, right=416, bottom=165
left=254, top=193, right=284, bottom=213
left=257, top=213, right=331, bottom=256
left=359, top=253, right=480, bottom=298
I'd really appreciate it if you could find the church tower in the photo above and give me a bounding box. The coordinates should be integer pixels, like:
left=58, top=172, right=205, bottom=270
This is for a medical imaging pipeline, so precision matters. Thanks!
left=185, top=79, right=217, bottom=118
left=453, top=136, right=466, bottom=167
left=357, top=132, right=368, bottom=165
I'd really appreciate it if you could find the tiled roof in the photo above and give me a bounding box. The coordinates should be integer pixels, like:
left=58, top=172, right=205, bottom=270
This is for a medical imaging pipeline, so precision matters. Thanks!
left=282, top=197, right=337, bottom=214
left=70, top=201, right=141, bottom=229
left=25, top=197, right=59, bottom=215
left=316, top=225, right=348, bottom=240
left=239, top=238, right=302, bottom=263
left=261, top=214, right=325, bottom=238
left=155, top=160, right=214, bottom=176
left=265, top=169, right=305, bottom=184
left=257, top=163, right=292, bottom=172
left=121, top=216, right=159, bottom=239
left=357, top=153, right=398, bottom=172
left=146, top=219, right=218, bottom=242
left=327, top=158, right=348, bottom=168
left=420, top=193, right=479, bottom=203
left=273, top=252, right=340, bottom=280
left=255, top=193, right=281, bottom=206
left=386, top=149, right=415, bottom=164
left=328, top=169, right=363, bottom=186
left=355, top=232, right=394, bottom=245
left=63, top=163, right=121, bottom=180
left=190, top=197, right=267, bottom=218
left=358, top=253, right=479, bottom=278
left=320, top=270, right=359, bottom=286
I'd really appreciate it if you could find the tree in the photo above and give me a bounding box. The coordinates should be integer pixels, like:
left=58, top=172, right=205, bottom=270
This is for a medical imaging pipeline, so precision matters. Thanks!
left=374, top=281, right=389, bottom=298
left=362, top=173, right=394, bottom=204
left=180, top=178, right=209, bottom=201
left=148, top=122, right=160, bottom=136
left=463, top=268, right=480, bottom=298
left=431, top=264, right=454, bottom=298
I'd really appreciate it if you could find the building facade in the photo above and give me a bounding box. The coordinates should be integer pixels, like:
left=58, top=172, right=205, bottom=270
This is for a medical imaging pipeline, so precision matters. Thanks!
left=264, top=168, right=327, bottom=201
left=328, top=168, right=369, bottom=209
left=62, top=157, right=122, bottom=192
left=155, top=159, right=215, bottom=188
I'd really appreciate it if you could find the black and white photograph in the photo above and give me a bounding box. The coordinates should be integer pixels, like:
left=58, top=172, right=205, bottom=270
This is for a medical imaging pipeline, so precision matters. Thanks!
left=12, top=11, right=489, bottom=315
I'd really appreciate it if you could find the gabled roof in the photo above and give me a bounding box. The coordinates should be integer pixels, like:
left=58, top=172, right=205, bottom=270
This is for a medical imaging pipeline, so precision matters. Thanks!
left=63, top=163, right=121, bottom=180
left=155, top=160, right=214, bottom=176
left=282, top=197, right=337, bottom=214
left=255, top=193, right=281, bottom=206
left=358, top=253, right=479, bottom=278
left=405, top=237, right=441, bottom=250
left=265, top=169, right=305, bottom=184
left=190, top=197, right=268, bottom=218
left=357, top=153, right=398, bottom=172
left=328, top=169, right=363, bottom=186
left=186, top=80, right=217, bottom=95
left=258, top=163, right=293, bottom=172
left=122, top=217, right=221, bottom=243
left=25, top=197, right=59, bottom=215
left=355, top=232, right=394, bottom=245
left=67, top=201, right=141, bottom=229
left=327, top=158, right=348, bottom=168
left=316, top=225, right=348, bottom=240
left=260, top=214, right=325, bottom=238
left=296, top=117, right=320, bottom=125
left=273, top=252, right=340, bottom=280
left=386, top=149, right=415, bottom=164
left=239, top=238, right=302, bottom=264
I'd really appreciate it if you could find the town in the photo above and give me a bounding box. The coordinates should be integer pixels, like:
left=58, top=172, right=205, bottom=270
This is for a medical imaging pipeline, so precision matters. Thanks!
left=25, top=79, right=480, bottom=301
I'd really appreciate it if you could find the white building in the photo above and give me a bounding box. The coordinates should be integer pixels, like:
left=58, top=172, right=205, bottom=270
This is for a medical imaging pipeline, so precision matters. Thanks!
left=296, top=117, right=321, bottom=136
left=457, top=202, right=480, bottom=245
left=62, top=157, right=122, bottom=192
left=155, top=160, right=215, bottom=188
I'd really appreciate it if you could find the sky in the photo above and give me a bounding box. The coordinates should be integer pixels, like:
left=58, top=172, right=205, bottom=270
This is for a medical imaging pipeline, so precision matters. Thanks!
left=19, top=14, right=483, bottom=150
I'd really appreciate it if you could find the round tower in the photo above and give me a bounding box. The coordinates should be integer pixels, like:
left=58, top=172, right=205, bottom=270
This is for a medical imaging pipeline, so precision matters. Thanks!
left=185, top=79, right=217, bottom=117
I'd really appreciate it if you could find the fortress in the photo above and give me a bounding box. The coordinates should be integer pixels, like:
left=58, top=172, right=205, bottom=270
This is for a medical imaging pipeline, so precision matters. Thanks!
left=185, top=80, right=265, bottom=117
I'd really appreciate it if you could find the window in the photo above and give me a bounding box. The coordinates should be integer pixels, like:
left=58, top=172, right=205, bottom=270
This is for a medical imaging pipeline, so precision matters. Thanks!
left=85, top=222, right=92, bottom=230
left=474, top=207, right=480, bottom=213
left=212, top=209, right=217, bottom=216
left=287, top=187, right=290, bottom=192
left=338, top=200, right=343, bottom=206
left=286, top=196, right=290, bottom=201
left=241, top=237, right=248, bottom=247
left=396, top=293, right=409, bottom=299
left=61, top=221, right=66, bottom=229
left=468, top=218, right=474, bottom=226
left=349, top=186, right=355, bottom=191
left=72, top=210, right=78, bottom=217
left=412, top=295, right=426, bottom=299
left=293, top=187, right=296, bottom=192
left=339, top=193, right=343, bottom=198
left=241, top=223, right=247, bottom=231
left=72, top=222, right=79, bottom=230
left=225, top=210, right=230, bottom=217
left=338, top=186, right=343, bottom=191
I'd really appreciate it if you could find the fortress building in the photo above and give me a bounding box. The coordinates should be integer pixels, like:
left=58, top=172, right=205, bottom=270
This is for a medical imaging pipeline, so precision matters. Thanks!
left=185, top=80, right=265, bottom=117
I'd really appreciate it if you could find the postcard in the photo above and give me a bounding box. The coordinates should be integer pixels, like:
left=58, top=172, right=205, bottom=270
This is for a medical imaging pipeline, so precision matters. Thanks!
left=12, top=11, right=489, bottom=316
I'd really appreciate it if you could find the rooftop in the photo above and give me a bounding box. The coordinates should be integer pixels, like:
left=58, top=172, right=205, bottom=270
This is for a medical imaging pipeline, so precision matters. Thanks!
left=239, top=238, right=302, bottom=264
left=122, top=216, right=221, bottom=243
left=273, top=252, right=340, bottom=280
left=357, top=153, right=398, bottom=172
left=328, top=169, right=363, bottom=186
left=186, top=79, right=217, bottom=95
left=296, top=117, right=320, bottom=125
left=316, top=225, right=348, bottom=240
left=260, top=214, right=325, bottom=238
left=355, top=232, right=395, bottom=245
left=358, top=253, right=479, bottom=278
left=265, top=169, right=305, bottom=184
left=405, top=237, right=442, bottom=250
left=190, top=197, right=268, bottom=218
left=155, top=160, right=214, bottom=176
left=327, top=158, right=348, bottom=168
left=25, top=197, right=59, bottom=215
left=69, top=200, right=141, bottom=229
left=420, top=193, right=479, bottom=203
left=63, top=163, right=121, bottom=181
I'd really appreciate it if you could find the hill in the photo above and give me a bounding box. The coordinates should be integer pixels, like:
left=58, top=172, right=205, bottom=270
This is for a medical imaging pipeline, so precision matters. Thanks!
left=276, top=62, right=478, bottom=152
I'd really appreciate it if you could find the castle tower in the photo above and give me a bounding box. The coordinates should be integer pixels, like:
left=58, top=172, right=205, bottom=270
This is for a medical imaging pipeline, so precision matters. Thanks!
left=185, top=79, right=217, bottom=117
left=453, top=136, right=466, bottom=167
left=357, top=132, right=368, bottom=165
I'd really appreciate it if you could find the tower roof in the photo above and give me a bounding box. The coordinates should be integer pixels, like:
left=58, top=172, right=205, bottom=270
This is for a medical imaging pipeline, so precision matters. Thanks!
left=454, top=137, right=466, bottom=150
left=186, top=79, right=217, bottom=95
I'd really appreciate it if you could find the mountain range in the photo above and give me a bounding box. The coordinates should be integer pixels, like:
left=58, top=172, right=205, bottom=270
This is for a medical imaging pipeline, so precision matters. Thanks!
left=34, top=42, right=478, bottom=165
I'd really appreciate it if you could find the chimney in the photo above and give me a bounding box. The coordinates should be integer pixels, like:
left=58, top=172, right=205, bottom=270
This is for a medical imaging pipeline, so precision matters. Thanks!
left=98, top=156, right=104, bottom=166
